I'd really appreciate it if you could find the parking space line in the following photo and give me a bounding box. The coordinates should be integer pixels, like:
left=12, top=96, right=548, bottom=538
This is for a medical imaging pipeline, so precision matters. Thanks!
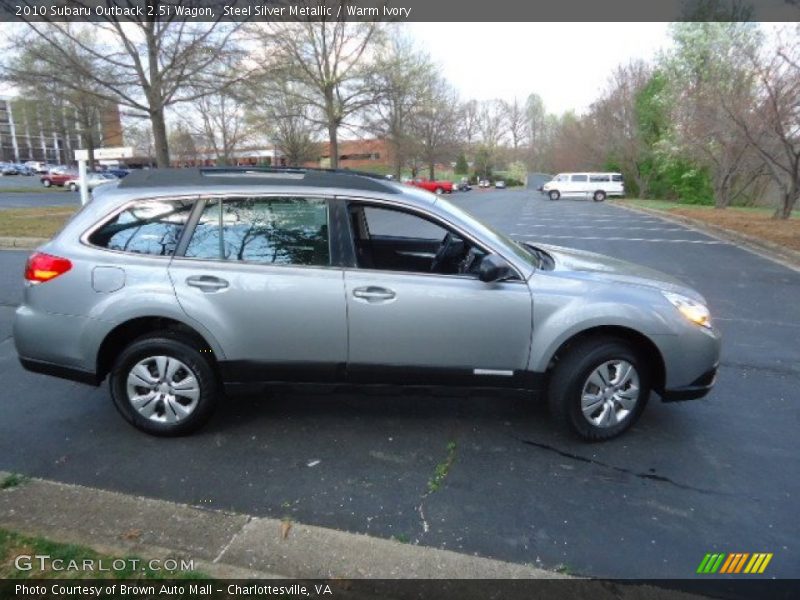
left=516, top=225, right=688, bottom=232
left=514, top=234, right=726, bottom=244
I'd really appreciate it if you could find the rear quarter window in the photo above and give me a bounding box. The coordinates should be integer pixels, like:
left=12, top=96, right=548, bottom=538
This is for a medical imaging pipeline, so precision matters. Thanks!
left=87, top=199, right=194, bottom=256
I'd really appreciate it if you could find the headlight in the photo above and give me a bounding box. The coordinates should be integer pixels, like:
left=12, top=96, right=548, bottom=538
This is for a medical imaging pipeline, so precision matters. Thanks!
left=662, top=291, right=712, bottom=329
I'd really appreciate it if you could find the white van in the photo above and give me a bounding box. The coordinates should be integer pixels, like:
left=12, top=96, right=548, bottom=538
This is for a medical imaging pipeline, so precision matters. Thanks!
left=542, top=172, right=624, bottom=202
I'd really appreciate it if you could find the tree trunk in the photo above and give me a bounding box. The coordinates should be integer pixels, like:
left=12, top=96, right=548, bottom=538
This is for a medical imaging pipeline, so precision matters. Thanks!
left=84, top=132, right=96, bottom=172
left=773, top=189, right=798, bottom=219
left=150, top=107, right=170, bottom=168
left=327, top=122, right=339, bottom=169
left=428, top=162, right=435, bottom=180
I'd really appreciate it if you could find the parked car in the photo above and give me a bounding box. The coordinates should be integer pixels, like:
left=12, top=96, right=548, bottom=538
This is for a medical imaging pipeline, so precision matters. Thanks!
left=15, top=164, right=35, bottom=176
left=543, top=172, right=624, bottom=202
left=494, top=180, right=506, bottom=189
left=408, top=178, right=454, bottom=194
left=41, top=170, right=78, bottom=187
left=0, top=163, right=19, bottom=176
left=478, top=179, right=491, bottom=188
left=65, top=173, right=118, bottom=192
left=25, top=161, right=49, bottom=174
left=14, top=167, right=720, bottom=440
left=456, top=178, right=472, bottom=192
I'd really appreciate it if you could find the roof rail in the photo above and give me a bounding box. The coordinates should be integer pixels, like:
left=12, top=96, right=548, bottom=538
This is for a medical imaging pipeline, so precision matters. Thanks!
left=118, top=166, right=400, bottom=194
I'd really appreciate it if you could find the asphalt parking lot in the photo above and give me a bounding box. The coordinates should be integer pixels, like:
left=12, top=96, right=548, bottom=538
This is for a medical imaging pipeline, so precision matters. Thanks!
left=0, top=189, right=797, bottom=578
left=0, top=175, right=82, bottom=208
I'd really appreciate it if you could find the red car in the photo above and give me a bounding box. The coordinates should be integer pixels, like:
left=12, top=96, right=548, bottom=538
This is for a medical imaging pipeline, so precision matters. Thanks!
left=41, top=170, right=77, bottom=188
left=408, top=178, right=454, bottom=194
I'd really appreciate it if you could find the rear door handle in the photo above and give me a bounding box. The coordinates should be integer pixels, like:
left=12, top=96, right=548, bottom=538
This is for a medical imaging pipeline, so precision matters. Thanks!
left=353, top=286, right=396, bottom=302
left=186, top=275, right=229, bottom=292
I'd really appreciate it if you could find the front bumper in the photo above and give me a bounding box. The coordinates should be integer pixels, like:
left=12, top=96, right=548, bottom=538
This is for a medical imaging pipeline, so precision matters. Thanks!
left=660, top=364, right=718, bottom=402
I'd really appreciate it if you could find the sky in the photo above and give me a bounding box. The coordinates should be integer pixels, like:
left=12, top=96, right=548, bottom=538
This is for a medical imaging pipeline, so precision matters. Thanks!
left=407, top=23, right=673, bottom=115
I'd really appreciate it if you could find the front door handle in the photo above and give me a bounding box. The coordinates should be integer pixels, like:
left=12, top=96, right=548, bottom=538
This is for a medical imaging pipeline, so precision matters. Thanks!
left=353, top=286, right=396, bottom=302
left=186, top=275, right=229, bottom=292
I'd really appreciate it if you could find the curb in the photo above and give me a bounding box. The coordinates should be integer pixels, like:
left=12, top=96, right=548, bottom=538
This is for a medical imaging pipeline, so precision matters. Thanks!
left=0, top=237, right=47, bottom=250
left=0, top=472, right=563, bottom=580
left=610, top=202, right=800, bottom=273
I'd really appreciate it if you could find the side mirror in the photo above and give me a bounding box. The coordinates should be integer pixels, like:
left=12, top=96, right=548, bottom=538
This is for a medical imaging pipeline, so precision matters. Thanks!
left=478, top=254, right=514, bottom=283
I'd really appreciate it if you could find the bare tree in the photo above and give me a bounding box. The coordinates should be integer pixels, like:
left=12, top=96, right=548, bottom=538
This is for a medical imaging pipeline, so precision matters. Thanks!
left=168, top=122, right=200, bottom=166
left=252, top=18, right=383, bottom=169
left=411, top=77, right=462, bottom=180
left=477, top=99, right=508, bottom=150
left=185, top=90, right=250, bottom=166
left=6, top=17, right=246, bottom=167
left=589, top=61, right=655, bottom=197
left=244, top=80, right=322, bottom=167
left=524, top=93, right=546, bottom=169
left=502, top=98, right=527, bottom=156
left=366, top=31, right=436, bottom=178
left=726, top=26, right=800, bottom=219
left=461, top=99, right=481, bottom=149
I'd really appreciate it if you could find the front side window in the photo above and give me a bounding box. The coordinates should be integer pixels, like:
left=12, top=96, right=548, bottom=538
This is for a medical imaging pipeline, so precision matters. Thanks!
left=571, top=174, right=588, bottom=182
left=184, top=197, right=330, bottom=267
left=88, top=199, right=193, bottom=256
left=349, top=204, right=487, bottom=276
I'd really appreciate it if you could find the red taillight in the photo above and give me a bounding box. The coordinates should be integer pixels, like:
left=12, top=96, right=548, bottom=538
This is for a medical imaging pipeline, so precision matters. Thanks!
left=24, top=252, right=72, bottom=283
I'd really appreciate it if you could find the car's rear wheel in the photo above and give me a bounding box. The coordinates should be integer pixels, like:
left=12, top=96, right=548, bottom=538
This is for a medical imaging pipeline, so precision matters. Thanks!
left=110, top=333, right=220, bottom=436
left=434, top=187, right=444, bottom=195
left=548, top=337, right=650, bottom=441
left=549, top=190, right=560, bottom=201
left=593, top=190, right=607, bottom=202
left=42, top=179, right=51, bottom=187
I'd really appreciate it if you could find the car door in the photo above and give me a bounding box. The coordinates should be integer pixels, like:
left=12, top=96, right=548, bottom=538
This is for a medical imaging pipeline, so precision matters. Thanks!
left=570, top=174, right=589, bottom=197
left=342, top=201, right=533, bottom=387
left=169, top=195, right=347, bottom=386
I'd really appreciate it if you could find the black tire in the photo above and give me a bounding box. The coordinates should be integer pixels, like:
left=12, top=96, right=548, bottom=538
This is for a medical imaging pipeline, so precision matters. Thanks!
left=434, top=187, right=444, bottom=195
left=42, top=179, right=52, bottom=187
left=109, top=332, right=220, bottom=436
left=548, top=337, right=650, bottom=441
left=549, top=190, right=560, bottom=201
left=593, top=190, right=607, bottom=202
left=69, top=183, right=78, bottom=192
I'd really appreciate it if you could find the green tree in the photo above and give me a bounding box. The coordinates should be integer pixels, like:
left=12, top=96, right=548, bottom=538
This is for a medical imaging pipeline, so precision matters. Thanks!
left=454, top=153, right=469, bottom=175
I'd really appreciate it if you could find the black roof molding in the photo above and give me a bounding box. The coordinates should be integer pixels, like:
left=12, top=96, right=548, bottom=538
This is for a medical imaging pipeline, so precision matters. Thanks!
left=118, top=167, right=400, bottom=194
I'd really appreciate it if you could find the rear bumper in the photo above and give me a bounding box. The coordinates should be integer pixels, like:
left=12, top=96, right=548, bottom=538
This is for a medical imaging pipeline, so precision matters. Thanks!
left=18, top=357, right=100, bottom=386
left=660, top=365, right=717, bottom=402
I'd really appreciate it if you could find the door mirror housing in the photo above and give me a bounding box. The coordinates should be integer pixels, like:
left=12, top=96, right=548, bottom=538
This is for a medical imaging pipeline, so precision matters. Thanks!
left=478, top=254, right=514, bottom=283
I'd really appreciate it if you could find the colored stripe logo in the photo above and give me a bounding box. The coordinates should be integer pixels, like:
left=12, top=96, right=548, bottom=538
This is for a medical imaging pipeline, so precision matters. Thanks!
left=697, top=553, right=773, bottom=574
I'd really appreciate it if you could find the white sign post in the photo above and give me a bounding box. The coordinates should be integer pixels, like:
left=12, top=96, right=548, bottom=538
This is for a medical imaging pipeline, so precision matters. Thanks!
left=74, top=147, right=134, bottom=206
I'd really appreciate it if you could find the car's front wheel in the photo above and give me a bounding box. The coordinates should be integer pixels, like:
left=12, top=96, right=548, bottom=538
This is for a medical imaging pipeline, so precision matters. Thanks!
left=69, top=183, right=78, bottom=192
left=548, top=337, right=649, bottom=441
left=549, top=190, right=560, bottom=201
left=110, top=333, right=220, bottom=436
left=42, top=179, right=51, bottom=187
left=434, top=187, right=444, bottom=195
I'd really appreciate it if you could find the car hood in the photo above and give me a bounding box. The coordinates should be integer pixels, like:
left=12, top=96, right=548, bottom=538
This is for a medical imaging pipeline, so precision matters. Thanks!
left=536, top=243, right=706, bottom=303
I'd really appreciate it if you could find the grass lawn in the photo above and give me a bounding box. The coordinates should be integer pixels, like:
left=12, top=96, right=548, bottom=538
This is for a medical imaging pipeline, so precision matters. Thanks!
left=615, top=199, right=800, bottom=253
left=0, top=527, right=207, bottom=579
left=0, top=207, right=77, bottom=239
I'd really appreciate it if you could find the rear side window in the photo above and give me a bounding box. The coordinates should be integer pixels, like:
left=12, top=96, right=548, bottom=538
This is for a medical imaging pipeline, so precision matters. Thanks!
left=612, top=174, right=624, bottom=182
left=88, top=200, right=193, bottom=256
left=184, top=197, right=330, bottom=266
left=571, top=174, right=588, bottom=182
left=589, top=175, right=611, bottom=182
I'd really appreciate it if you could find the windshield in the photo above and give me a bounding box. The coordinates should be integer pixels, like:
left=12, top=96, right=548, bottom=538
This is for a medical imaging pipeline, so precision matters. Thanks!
left=433, top=196, right=540, bottom=270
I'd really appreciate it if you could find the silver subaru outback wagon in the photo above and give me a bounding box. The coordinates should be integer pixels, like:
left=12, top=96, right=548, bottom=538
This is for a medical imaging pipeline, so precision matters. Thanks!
left=14, top=168, right=720, bottom=441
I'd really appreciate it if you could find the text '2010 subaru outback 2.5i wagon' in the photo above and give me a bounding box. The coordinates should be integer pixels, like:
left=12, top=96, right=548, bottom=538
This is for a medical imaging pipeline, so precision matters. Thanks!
left=14, top=168, right=721, bottom=441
